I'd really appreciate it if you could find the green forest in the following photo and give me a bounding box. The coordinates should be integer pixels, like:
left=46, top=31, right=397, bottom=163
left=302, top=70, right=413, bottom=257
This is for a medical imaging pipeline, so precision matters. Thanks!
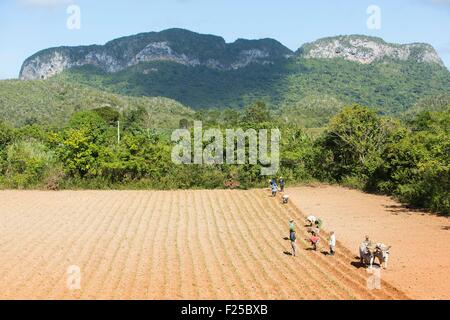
left=0, top=101, right=448, bottom=215
left=0, top=79, right=194, bottom=128
left=60, top=57, right=450, bottom=120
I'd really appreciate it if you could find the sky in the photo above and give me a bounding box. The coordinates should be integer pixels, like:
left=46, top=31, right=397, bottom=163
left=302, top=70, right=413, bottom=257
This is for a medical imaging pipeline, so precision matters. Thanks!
left=0, top=0, right=449, bottom=79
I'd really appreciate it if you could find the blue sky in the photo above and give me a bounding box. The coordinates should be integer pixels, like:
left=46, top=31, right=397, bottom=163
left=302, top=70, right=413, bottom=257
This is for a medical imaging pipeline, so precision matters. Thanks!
left=0, top=0, right=449, bottom=79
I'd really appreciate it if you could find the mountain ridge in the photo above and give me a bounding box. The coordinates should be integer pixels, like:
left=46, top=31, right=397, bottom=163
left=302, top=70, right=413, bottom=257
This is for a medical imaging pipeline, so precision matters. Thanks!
left=19, top=28, right=446, bottom=80
left=20, top=28, right=293, bottom=80
left=298, top=34, right=444, bottom=65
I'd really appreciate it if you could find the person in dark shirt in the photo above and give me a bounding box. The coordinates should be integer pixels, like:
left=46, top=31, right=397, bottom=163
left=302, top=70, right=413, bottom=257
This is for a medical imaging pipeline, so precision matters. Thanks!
left=289, top=220, right=297, bottom=257
left=271, top=183, right=278, bottom=197
left=279, top=177, right=285, bottom=192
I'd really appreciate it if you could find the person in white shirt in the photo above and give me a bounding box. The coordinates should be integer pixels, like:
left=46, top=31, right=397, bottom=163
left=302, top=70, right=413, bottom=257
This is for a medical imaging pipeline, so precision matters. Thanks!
left=329, top=231, right=336, bottom=256
left=306, top=215, right=317, bottom=226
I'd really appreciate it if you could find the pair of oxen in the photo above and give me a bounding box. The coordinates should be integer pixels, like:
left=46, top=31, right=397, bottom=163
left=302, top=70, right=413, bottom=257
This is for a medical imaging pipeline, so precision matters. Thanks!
left=359, top=242, right=391, bottom=269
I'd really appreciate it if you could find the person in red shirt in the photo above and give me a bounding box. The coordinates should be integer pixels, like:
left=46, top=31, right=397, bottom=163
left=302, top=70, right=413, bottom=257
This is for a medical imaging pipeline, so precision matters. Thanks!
left=310, top=232, right=320, bottom=251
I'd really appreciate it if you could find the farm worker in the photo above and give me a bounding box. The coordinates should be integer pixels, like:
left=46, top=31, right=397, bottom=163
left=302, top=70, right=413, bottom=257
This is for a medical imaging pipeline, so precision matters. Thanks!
left=310, top=232, right=320, bottom=251
left=360, top=236, right=375, bottom=262
left=312, top=218, right=322, bottom=235
left=279, top=177, right=285, bottom=192
left=329, top=231, right=336, bottom=256
left=308, top=217, right=321, bottom=235
left=306, top=215, right=317, bottom=226
left=315, top=218, right=323, bottom=230
left=289, top=220, right=297, bottom=257
left=363, top=235, right=375, bottom=254
left=289, top=219, right=296, bottom=233
left=271, top=183, right=278, bottom=197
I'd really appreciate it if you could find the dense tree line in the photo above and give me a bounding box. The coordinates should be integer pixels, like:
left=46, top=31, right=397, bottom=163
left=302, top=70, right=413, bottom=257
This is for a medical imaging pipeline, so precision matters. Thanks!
left=0, top=102, right=448, bottom=215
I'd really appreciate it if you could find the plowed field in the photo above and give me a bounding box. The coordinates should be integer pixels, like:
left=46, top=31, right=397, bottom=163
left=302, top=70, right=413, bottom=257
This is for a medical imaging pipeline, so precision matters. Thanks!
left=0, top=189, right=409, bottom=300
left=288, top=185, right=450, bottom=300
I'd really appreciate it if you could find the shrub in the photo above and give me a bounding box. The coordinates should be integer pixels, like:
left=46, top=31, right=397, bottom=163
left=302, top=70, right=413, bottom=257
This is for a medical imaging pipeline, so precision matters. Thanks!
left=93, top=106, right=120, bottom=125
left=4, top=140, right=57, bottom=188
left=0, top=121, right=14, bottom=149
left=341, top=175, right=367, bottom=190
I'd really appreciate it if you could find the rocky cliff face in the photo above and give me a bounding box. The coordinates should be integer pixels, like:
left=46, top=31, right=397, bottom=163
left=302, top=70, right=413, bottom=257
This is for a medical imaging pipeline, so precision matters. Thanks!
left=298, top=35, right=444, bottom=66
left=20, top=30, right=445, bottom=80
left=19, top=28, right=293, bottom=80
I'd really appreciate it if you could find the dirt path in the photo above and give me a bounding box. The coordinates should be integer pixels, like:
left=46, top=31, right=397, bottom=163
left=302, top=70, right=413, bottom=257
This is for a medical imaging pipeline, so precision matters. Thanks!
left=0, top=190, right=409, bottom=300
left=287, top=185, right=450, bottom=300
